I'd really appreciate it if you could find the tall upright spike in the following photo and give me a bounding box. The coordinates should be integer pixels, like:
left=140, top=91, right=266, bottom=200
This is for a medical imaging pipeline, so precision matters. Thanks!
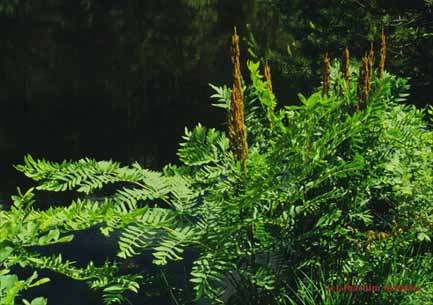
left=264, top=63, right=273, bottom=95
left=367, top=41, right=374, bottom=91
left=342, top=48, right=350, bottom=88
left=357, top=53, right=370, bottom=110
left=229, top=27, right=248, bottom=169
left=322, top=53, right=331, bottom=97
left=378, top=28, right=386, bottom=79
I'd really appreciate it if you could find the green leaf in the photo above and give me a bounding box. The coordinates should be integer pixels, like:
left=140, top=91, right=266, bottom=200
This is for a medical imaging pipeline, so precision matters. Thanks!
left=0, top=246, right=13, bottom=263
left=30, top=298, right=47, bottom=305
left=417, top=232, right=431, bottom=242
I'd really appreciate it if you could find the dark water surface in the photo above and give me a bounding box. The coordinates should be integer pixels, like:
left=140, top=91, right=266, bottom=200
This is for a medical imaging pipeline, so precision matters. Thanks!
left=1, top=4, right=232, bottom=300
left=18, top=226, right=196, bottom=305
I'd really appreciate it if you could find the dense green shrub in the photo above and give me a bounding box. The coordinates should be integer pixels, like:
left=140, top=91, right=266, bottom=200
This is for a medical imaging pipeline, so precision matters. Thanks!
left=1, top=32, right=433, bottom=305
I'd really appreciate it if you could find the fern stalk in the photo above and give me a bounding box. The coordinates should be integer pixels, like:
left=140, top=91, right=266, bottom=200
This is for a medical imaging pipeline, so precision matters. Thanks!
left=357, top=53, right=370, bottom=110
left=378, top=28, right=386, bottom=79
left=229, top=26, right=248, bottom=170
left=341, top=48, right=350, bottom=88
left=367, top=41, right=374, bottom=92
left=322, top=53, right=331, bottom=97
left=264, top=63, right=274, bottom=97
left=230, top=28, right=257, bottom=300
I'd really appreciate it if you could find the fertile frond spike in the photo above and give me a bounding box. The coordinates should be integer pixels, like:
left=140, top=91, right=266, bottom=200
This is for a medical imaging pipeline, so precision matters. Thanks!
left=378, top=28, right=386, bottom=79
left=322, top=53, right=331, bottom=97
left=229, top=26, right=248, bottom=169
left=342, top=48, right=350, bottom=88
left=368, top=41, right=374, bottom=90
left=264, top=63, right=273, bottom=96
left=357, top=53, right=370, bottom=110
left=368, top=41, right=374, bottom=64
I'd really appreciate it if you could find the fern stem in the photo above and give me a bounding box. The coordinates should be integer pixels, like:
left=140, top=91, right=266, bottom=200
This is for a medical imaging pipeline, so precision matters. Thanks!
left=161, top=270, right=181, bottom=305
left=229, top=26, right=248, bottom=170
left=342, top=47, right=350, bottom=88
left=378, top=28, right=386, bottom=79
left=264, top=63, right=274, bottom=97
left=357, top=53, right=370, bottom=110
left=322, top=53, right=331, bottom=97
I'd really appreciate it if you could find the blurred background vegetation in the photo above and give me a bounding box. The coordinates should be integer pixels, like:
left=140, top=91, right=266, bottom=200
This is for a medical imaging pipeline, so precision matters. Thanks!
left=0, top=0, right=432, bottom=196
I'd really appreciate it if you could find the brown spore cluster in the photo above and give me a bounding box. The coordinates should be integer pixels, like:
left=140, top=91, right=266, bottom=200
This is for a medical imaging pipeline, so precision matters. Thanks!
left=229, top=27, right=248, bottom=169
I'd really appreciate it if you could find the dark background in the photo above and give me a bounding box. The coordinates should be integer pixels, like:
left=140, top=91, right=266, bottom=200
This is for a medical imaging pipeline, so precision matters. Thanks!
left=1, top=1, right=432, bottom=197
left=0, top=1, right=432, bottom=304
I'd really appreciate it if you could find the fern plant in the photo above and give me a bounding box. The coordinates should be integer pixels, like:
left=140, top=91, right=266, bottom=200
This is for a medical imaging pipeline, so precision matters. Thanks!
left=2, top=30, right=433, bottom=305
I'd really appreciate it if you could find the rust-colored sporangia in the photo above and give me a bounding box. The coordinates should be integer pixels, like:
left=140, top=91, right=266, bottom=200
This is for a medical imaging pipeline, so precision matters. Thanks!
left=367, top=41, right=374, bottom=91
left=264, top=63, right=273, bottom=94
left=357, top=53, right=370, bottom=110
left=368, top=42, right=374, bottom=66
left=378, top=29, right=386, bottom=79
left=341, top=48, right=350, bottom=88
left=322, top=53, right=331, bottom=97
left=229, top=27, right=248, bottom=169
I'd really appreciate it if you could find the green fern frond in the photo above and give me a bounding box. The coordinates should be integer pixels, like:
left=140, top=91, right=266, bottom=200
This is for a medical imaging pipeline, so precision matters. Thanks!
left=16, top=157, right=167, bottom=197
left=14, top=251, right=143, bottom=304
left=22, top=198, right=113, bottom=232
left=117, top=208, right=176, bottom=259
left=178, top=124, right=230, bottom=166
left=190, top=252, right=234, bottom=302
left=91, top=274, right=143, bottom=305
left=209, top=83, right=231, bottom=110
left=247, top=60, right=277, bottom=112
left=153, top=226, right=198, bottom=265
left=0, top=271, right=49, bottom=305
